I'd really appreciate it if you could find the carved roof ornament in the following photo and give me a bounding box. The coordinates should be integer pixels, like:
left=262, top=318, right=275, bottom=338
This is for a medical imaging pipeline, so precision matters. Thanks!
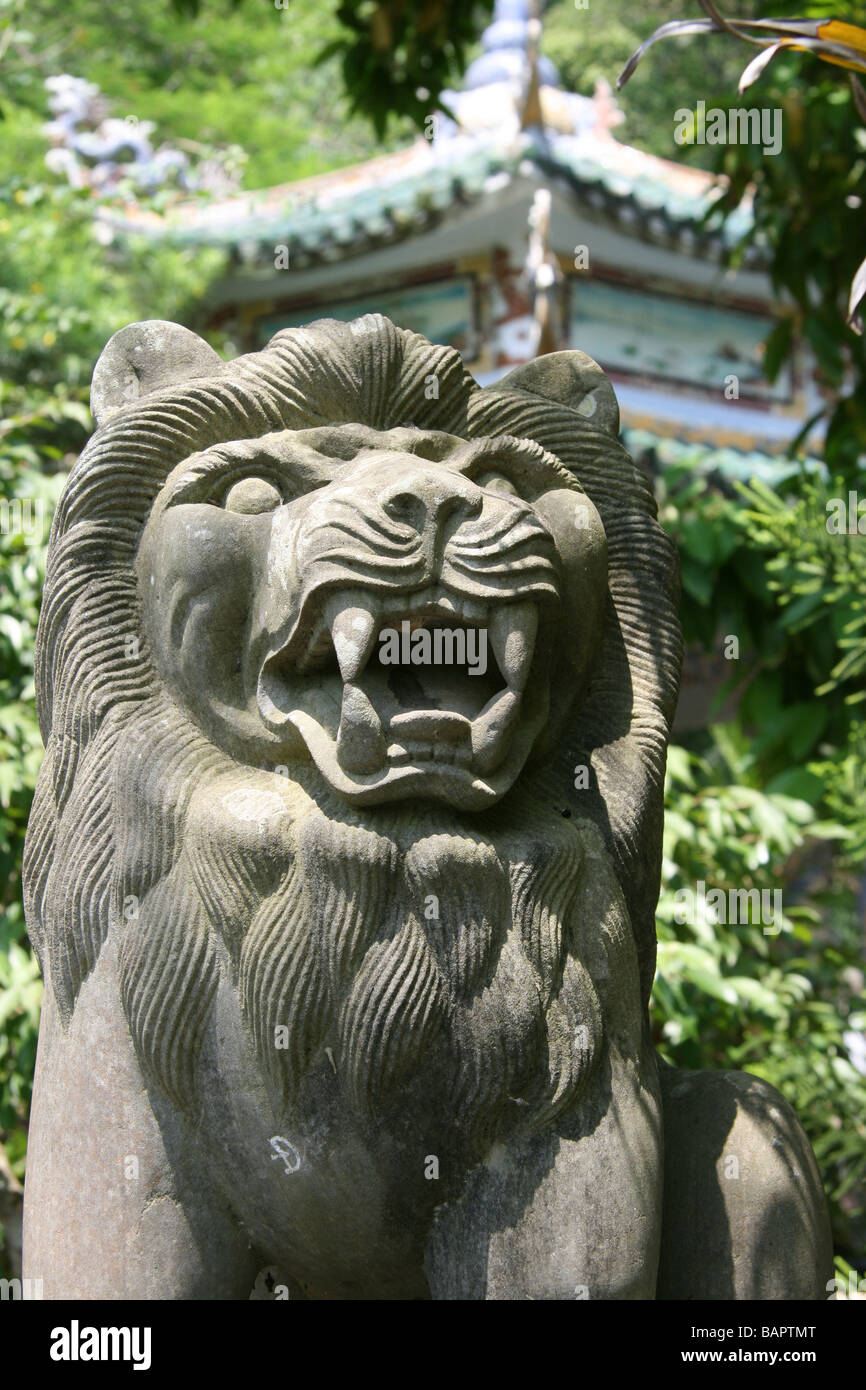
left=519, top=3, right=545, bottom=133
left=591, top=77, right=626, bottom=140
left=449, top=0, right=589, bottom=140
left=525, top=187, right=563, bottom=355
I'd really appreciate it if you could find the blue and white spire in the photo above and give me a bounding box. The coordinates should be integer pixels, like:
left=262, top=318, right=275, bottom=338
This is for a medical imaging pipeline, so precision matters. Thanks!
left=463, top=0, right=560, bottom=92
left=436, top=0, right=607, bottom=142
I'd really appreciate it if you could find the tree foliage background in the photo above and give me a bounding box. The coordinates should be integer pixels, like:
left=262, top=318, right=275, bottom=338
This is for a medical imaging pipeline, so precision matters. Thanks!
left=1, top=0, right=864, bottom=1286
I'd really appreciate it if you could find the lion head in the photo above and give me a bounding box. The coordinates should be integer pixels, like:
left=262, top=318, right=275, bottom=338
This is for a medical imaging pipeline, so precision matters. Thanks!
left=136, top=415, right=608, bottom=809
left=23, top=316, right=680, bottom=1158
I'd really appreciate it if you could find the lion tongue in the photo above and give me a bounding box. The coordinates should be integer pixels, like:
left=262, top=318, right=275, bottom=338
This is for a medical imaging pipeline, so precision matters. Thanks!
left=471, top=690, right=521, bottom=773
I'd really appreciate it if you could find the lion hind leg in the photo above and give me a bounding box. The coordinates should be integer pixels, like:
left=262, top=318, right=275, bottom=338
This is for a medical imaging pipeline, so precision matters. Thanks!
left=656, top=1063, right=833, bottom=1300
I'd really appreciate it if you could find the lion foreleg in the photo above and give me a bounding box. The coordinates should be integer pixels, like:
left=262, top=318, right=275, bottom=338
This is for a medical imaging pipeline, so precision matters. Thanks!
left=23, top=936, right=260, bottom=1300
left=424, top=1037, right=664, bottom=1300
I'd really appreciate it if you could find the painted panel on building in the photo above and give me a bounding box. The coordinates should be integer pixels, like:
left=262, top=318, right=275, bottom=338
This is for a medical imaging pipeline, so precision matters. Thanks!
left=569, top=280, right=792, bottom=402
left=255, top=276, right=477, bottom=357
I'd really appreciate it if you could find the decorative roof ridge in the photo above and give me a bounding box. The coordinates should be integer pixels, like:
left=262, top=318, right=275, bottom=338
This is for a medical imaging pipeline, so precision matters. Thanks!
left=99, top=118, right=760, bottom=265
left=623, top=427, right=823, bottom=484
left=105, top=124, right=729, bottom=223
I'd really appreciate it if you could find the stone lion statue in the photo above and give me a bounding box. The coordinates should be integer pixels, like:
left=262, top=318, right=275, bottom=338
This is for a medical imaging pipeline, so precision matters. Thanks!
left=22, top=316, right=831, bottom=1299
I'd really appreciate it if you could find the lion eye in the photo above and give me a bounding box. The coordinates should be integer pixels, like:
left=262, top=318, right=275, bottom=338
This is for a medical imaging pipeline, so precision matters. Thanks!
left=477, top=471, right=519, bottom=497
left=223, top=477, right=282, bottom=514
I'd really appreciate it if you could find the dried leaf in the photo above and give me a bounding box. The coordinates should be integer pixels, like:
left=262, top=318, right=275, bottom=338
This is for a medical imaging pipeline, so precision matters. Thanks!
left=617, top=20, right=718, bottom=89
left=620, top=11, right=866, bottom=91
left=739, top=41, right=786, bottom=92
left=698, top=0, right=765, bottom=46
left=848, top=253, right=866, bottom=334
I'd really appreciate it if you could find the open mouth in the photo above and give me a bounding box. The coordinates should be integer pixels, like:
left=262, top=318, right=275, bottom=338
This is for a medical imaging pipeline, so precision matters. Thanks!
left=257, top=585, right=552, bottom=806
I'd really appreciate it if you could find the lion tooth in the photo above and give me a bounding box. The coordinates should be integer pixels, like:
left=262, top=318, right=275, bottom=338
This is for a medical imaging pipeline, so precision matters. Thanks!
left=327, top=597, right=379, bottom=682
left=390, top=710, right=471, bottom=743
left=461, top=598, right=486, bottom=622
left=471, top=690, right=521, bottom=773
left=336, top=682, right=385, bottom=774
left=488, top=603, right=537, bottom=692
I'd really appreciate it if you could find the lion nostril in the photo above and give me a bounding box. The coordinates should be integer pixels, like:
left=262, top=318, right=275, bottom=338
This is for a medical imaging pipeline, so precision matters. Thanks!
left=384, top=491, right=418, bottom=517
left=382, top=490, right=429, bottom=533
left=381, top=472, right=482, bottom=532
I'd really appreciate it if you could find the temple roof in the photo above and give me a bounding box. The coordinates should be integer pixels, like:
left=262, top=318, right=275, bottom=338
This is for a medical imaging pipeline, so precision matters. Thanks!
left=102, top=0, right=756, bottom=267
left=622, top=429, right=820, bottom=486
left=108, top=126, right=755, bottom=267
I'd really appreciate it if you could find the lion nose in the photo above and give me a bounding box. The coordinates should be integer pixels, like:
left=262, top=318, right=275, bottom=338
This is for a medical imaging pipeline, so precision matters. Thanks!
left=380, top=468, right=482, bottom=534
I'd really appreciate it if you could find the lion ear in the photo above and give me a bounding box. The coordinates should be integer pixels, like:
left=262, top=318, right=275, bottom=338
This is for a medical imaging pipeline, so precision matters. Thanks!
left=497, top=350, right=620, bottom=437
left=90, top=320, right=224, bottom=427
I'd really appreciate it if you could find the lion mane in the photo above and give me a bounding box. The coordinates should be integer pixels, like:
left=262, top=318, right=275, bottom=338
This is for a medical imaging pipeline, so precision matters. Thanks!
left=23, top=315, right=680, bottom=1153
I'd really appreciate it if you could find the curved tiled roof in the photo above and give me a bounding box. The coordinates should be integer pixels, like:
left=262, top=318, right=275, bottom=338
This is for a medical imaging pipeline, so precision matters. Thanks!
left=102, top=125, right=759, bottom=270
left=623, top=428, right=820, bottom=486
left=100, top=0, right=759, bottom=271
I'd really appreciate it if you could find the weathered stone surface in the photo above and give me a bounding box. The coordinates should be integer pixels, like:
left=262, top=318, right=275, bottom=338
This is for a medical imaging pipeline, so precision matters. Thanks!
left=22, top=315, right=832, bottom=1299
left=90, top=319, right=223, bottom=427
left=656, top=1064, right=833, bottom=1300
